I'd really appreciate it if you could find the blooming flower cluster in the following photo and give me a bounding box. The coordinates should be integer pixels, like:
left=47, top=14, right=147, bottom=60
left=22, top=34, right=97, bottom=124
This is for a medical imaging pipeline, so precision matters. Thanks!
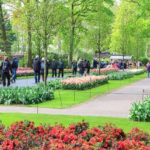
left=17, top=67, right=34, bottom=76
left=62, top=75, right=108, bottom=90
left=91, top=68, right=118, bottom=74
left=0, top=121, right=149, bottom=150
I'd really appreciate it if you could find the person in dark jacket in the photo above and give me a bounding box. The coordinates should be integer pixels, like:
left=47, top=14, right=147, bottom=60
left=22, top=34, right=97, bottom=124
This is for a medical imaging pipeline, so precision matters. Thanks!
left=33, top=55, right=41, bottom=83
left=58, top=59, right=64, bottom=78
left=78, top=59, right=84, bottom=76
left=40, top=57, right=49, bottom=82
left=51, top=59, right=58, bottom=77
left=87, top=60, right=90, bottom=75
left=72, top=60, right=77, bottom=76
left=1, top=57, right=12, bottom=86
left=146, top=62, right=150, bottom=78
left=11, top=56, right=19, bottom=83
left=93, top=59, right=98, bottom=68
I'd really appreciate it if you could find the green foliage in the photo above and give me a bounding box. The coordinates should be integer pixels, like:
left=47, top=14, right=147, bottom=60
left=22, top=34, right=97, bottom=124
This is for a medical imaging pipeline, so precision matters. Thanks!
left=108, top=71, right=133, bottom=80
left=110, top=0, right=150, bottom=59
left=0, top=85, right=54, bottom=105
left=129, top=96, right=150, bottom=122
left=39, top=79, right=62, bottom=90
left=140, top=57, right=149, bottom=66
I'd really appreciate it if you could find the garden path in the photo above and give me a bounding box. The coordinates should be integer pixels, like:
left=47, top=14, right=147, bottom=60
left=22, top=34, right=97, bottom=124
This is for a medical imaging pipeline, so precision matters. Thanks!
left=0, top=77, right=58, bottom=87
left=0, top=78, right=150, bottom=118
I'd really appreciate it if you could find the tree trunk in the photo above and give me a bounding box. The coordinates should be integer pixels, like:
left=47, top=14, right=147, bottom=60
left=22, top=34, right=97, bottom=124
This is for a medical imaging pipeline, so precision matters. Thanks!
left=27, top=0, right=32, bottom=67
left=98, top=23, right=101, bottom=75
left=69, top=2, right=75, bottom=66
left=69, top=26, right=75, bottom=66
left=44, top=28, right=48, bottom=86
left=0, top=0, right=9, bottom=54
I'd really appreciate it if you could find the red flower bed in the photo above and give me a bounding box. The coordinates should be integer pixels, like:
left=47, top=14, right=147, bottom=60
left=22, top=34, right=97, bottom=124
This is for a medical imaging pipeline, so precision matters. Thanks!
left=91, top=68, right=118, bottom=74
left=0, top=121, right=149, bottom=150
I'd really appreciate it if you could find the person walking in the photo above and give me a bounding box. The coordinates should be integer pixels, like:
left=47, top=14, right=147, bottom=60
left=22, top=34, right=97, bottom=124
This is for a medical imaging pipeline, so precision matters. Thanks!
left=33, top=55, right=41, bottom=83
left=51, top=59, right=58, bottom=78
left=72, top=60, right=77, bottom=76
left=11, top=56, right=19, bottom=83
left=146, top=62, right=150, bottom=78
left=93, top=59, right=98, bottom=68
left=87, top=60, right=91, bottom=75
left=40, top=57, right=48, bottom=82
left=58, top=59, right=64, bottom=78
left=1, top=57, right=12, bottom=87
left=78, top=59, right=84, bottom=76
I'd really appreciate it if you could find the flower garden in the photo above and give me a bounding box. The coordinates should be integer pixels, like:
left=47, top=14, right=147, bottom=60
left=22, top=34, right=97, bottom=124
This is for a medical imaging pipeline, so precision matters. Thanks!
left=16, top=68, right=72, bottom=77
left=0, top=68, right=150, bottom=149
left=0, top=121, right=149, bottom=150
left=17, top=67, right=34, bottom=76
left=62, top=75, right=108, bottom=90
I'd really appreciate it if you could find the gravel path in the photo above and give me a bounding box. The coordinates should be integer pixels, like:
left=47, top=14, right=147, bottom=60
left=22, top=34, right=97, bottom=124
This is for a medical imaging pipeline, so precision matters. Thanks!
left=0, top=78, right=149, bottom=118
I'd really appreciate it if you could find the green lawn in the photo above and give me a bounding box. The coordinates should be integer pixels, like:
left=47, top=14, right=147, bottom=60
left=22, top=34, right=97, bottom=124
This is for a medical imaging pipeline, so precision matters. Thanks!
left=30, top=73, right=146, bottom=108
left=0, top=113, right=149, bottom=133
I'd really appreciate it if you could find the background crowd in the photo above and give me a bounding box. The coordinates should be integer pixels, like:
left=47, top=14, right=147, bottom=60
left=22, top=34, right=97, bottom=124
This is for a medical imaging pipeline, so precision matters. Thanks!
left=0, top=54, right=148, bottom=87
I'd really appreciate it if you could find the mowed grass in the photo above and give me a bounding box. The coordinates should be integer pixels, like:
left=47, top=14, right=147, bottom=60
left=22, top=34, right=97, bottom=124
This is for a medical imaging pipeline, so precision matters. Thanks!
left=0, top=113, right=149, bottom=133
left=30, top=73, right=146, bottom=108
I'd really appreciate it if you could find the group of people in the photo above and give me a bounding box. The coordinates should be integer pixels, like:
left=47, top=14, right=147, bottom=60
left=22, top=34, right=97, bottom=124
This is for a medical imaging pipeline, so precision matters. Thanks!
left=33, top=55, right=64, bottom=83
left=72, top=59, right=90, bottom=76
left=33, top=56, right=92, bottom=84
left=0, top=56, right=18, bottom=87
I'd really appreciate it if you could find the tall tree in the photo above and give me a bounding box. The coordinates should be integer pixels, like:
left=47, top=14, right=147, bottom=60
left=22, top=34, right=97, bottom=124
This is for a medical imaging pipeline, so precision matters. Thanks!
left=0, top=0, right=10, bottom=54
left=65, top=0, right=94, bottom=65
left=110, top=0, right=150, bottom=59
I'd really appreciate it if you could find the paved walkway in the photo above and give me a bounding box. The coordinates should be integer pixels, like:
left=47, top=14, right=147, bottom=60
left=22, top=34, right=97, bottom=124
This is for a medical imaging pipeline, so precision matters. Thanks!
left=0, top=78, right=149, bottom=118
left=0, top=77, right=59, bottom=87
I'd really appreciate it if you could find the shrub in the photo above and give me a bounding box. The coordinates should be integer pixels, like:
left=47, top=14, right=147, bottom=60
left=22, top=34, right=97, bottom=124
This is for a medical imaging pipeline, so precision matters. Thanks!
left=61, top=75, right=108, bottom=90
left=108, top=71, right=133, bottom=80
left=17, top=67, right=34, bottom=76
left=127, top=69, right=145, bottom=75
left=91, top=68, right=118, bottom=75
left=39, top=79, right=62, bottom=90
left=0, top=85, right=54, bottom=105
left=129, top=96, right=150, bottom=122
left=0, top=121, right=149, bottom=150
left=128, top=128, right=150, bottom=145
left=140, top=57, right=149, bottom=66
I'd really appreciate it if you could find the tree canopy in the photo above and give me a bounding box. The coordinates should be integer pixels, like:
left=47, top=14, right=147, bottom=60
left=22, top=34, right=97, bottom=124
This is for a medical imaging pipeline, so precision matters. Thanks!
left=0, top=0, right=149, bottom=65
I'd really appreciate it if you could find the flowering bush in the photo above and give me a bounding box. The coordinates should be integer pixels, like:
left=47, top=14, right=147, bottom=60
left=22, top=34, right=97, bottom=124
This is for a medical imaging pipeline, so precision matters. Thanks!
left=108, top=71, right=133, bottom=80
left=127, top=69, right=145, bottom=75
left=91, top=68, right=118, bottom=75
left=129, top=96, right=150, bottom=122
left=16, top=68, right=72, bottom=77
left=62, top=75, right=108, bottom=90
left=0, top=121, right=149, bottom=150
left=17, top=67, right=34, bottom=76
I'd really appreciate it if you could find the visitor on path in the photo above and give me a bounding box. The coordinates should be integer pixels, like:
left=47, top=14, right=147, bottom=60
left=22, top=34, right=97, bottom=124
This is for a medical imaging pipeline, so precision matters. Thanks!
left=58, top=59, right=64, bottom=78
left=51, top=59, right=58, bottom=78
left=146, top=62, right=150, bottom=78
left=78, top=59, right=84, bottom=76
left=1, top=57, right=12, bottom=87
left=33, top=55, right=41, bottom=83
left=86, top=60, right=91, bottom=75
left=40, top=57, right=48, bottom=82
left=72, top=60, right=77, bottom=76
left=11, top=56, right=19, bottom=83
left=93, top=59, right=98, bottom=68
